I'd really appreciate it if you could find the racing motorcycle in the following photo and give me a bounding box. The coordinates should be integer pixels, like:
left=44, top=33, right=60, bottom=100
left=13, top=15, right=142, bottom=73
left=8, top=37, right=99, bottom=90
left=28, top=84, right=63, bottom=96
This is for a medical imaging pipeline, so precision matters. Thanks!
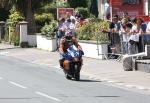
left=63, top=44, right=83, bottom=81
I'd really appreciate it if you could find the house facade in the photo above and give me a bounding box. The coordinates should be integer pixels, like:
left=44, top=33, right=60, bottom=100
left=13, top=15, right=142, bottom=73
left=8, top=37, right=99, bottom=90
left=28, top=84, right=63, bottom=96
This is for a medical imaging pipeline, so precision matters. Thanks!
left=98, top=0, right=149, bottom=19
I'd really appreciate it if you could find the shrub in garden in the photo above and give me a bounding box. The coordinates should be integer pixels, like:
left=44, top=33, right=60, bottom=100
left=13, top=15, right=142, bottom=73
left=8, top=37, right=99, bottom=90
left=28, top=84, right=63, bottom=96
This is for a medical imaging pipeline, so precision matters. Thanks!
left=77, top=22, right=95, bottom=40
left=41, top=20, right=57, bottom=38
left=9, top=7, right=24, bottom=27
left=77, top=18, right=110, bottom=43
left=8, top=6, right=24, bottom=45
left=34, top=13, right=54, bottom=32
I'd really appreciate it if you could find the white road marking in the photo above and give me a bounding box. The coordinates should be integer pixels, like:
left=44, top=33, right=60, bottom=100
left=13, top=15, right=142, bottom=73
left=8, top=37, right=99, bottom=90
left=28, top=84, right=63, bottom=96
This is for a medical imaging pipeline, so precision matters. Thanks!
left=107, top=80, right=116, bottom=83
left=9, top=81, right=27, bottom=89
left=125, top=85, right=136, bottom=88
left=116, top=83, right=124, bottom=85
left=35, top=91, right=61, bottom=102
left=0, top=51, right=9, bottom=55
left=136, top=86, right=148, bottom=90
left=0, top=77, right=3, bottom=79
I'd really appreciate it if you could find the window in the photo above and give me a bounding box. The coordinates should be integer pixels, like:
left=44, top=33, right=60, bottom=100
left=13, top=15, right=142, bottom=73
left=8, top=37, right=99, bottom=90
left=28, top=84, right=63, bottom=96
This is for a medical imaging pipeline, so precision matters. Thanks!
left=123, top=0, right=140, bottom=4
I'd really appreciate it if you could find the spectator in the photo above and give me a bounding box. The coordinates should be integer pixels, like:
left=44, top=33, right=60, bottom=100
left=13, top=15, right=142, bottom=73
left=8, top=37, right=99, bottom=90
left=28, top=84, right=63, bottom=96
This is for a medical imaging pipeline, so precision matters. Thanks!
left=57, top=18, right=67, bottom=48
left=128, top=18, right=143, bottom=54
left=108, top=15, right=121, bottom=58
left=122, top=12, right=131, bottom=22
left=119, top=18, right=130, bottom=54
left=69, top=19, right=76, bottom=37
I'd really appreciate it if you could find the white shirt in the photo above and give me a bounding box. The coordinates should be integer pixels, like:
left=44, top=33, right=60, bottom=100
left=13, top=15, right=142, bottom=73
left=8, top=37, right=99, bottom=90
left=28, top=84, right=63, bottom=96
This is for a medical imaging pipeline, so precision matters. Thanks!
left=119, top=26, right=130, bottom=42
left=129, top=25, right=140, bottom=42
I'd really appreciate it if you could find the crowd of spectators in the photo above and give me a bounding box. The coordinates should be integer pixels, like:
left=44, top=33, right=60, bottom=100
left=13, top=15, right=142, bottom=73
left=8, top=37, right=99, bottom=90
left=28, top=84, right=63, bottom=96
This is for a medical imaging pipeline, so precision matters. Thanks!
left=55, top=12, right=87, bottom=48
left=56, top=11, right=150, bottom=58
left=106, top=13, right=150, bottom=58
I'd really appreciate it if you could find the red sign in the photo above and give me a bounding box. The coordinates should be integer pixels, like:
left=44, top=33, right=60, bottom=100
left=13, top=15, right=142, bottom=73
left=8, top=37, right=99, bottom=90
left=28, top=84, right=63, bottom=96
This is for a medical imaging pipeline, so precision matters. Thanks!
left=57, top=8, right=74, bottom=19
left=110, top=0, right=122, bottom=6
left=109, top=0, right=144, bottom=17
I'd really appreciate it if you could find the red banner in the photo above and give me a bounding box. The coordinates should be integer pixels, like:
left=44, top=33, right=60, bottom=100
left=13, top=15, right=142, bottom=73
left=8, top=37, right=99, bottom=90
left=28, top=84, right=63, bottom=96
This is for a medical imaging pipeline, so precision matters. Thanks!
left=110, top=0, right=122, bottom=6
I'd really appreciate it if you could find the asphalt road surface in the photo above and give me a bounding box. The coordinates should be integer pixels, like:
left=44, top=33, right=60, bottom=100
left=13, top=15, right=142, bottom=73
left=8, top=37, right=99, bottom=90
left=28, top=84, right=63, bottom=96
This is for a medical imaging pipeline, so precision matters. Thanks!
left=0, top=55, right=150, bottom=103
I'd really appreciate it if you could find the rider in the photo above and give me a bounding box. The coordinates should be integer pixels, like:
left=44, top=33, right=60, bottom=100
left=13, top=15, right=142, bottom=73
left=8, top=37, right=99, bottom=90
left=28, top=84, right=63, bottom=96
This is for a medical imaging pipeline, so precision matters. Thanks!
left=59, top=31, right=83, bottom=73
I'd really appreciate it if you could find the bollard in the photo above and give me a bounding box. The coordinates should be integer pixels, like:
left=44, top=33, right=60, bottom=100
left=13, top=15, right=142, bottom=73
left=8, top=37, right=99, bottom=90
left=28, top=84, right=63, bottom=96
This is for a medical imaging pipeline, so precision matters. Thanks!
left=122, top=45, right=150, bottom=71
left=145, top=45, right=150, bottom=57
left=122, top=55, right=133, bottom=71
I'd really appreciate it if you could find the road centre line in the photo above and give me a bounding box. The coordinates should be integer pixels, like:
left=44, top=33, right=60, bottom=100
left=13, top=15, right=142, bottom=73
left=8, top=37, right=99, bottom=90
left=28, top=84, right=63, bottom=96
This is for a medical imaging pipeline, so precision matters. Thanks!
left=9, top=81, right=28, bottom=89
left=35, top=91, right=61, bottom=102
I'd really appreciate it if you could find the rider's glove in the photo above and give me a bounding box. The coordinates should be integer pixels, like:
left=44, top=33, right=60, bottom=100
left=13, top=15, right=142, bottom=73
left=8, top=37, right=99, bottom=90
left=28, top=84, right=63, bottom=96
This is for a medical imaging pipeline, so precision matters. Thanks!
left=79, top=50, right=84, bottom=55
left=81, top=50, right=84, bottom=55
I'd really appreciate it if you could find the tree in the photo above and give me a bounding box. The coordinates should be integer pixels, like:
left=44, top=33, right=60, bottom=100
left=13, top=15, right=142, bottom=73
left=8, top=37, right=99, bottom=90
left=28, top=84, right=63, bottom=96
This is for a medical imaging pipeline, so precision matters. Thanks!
left=90, top=0, right=99, bottom=18
left=0, top=0, right=53, bottom=33
left=67, top=0, right=88, bottom=8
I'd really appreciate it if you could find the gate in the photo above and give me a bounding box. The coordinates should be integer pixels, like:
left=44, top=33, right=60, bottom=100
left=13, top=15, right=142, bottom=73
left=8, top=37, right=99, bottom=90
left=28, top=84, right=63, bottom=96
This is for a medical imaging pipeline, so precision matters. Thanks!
left=0, top=21, right=20, bottom=45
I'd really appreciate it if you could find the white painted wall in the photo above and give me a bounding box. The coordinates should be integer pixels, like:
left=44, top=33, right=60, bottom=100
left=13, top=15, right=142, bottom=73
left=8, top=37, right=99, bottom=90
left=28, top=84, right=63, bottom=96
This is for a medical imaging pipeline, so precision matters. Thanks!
left=27, top=35, right=37, bottom=47
left=36, top=35, right=57, bottom=52
left=79, top=42, right=108, bottom=59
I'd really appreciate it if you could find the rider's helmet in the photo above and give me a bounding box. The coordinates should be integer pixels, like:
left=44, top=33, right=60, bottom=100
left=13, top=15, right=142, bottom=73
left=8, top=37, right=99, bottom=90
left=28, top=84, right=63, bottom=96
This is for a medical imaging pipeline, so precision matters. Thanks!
left=64, top=30, right=73, bottom=41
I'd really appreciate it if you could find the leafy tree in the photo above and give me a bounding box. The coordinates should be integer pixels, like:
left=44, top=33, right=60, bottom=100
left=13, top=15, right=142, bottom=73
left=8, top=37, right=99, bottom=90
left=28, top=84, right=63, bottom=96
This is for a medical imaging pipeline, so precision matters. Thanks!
left=90, top=0, right=99, bottom=18
left=67, top=0, right=89, bottom=8
left=0, top=0, right=53, bottom=33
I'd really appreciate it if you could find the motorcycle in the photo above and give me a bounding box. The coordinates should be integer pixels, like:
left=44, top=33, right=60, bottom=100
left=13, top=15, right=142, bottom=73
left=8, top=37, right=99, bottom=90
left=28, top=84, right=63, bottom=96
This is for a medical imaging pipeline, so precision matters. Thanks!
left=63, top=44, right=83, bottom=81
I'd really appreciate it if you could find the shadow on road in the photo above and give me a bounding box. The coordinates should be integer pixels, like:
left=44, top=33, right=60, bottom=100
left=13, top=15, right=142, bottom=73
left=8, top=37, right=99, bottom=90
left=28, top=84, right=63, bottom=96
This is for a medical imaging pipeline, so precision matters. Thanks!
left=79, top=79, right=101, bottom=82
left=0, top=98, right=32, bottom=99
left=95, top=95, right=120, bottom=98
left=0, top=47, right=19, bottom=50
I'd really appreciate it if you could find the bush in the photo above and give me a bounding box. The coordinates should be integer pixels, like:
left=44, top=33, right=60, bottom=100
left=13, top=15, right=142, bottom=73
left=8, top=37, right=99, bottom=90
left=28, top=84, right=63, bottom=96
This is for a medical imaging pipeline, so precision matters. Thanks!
left=75, top=7, right=90, bottom=18
left=34, top=13, right=54, bottom=25
left=8, top=6, right=24, bottom=44
left=36, top=3, right=57, bottom=19
left=14, top=35, right=20, bottom=46
left=8, top=6, right=24, bottom=27
left=77, top=19, right=110, bottom=43
left=77, top=23, right=95, bottom=40
left=88, top=18, right=102, bottom=23
left=41, top=20, right=57, bottom=38
left=34, top=13, right=54, bottom=32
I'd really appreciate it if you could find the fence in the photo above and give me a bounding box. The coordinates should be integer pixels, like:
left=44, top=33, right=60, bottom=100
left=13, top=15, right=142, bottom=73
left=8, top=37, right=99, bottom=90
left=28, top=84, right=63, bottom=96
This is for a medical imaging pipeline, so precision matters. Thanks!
left=96, top=31, right=150, bottom=60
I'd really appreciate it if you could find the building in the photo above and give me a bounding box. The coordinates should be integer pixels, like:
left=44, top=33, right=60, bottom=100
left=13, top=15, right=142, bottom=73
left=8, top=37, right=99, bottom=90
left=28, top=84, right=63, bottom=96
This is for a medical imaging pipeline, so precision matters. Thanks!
left=144, top=0, right=150, bottom=15
left=98, top=0, right=149, bottom=19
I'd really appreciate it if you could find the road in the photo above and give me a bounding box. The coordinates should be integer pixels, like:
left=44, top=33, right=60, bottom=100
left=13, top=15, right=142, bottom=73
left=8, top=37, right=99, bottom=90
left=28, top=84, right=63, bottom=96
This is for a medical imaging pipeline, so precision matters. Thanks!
left=0, top=55, right=150, bottom=103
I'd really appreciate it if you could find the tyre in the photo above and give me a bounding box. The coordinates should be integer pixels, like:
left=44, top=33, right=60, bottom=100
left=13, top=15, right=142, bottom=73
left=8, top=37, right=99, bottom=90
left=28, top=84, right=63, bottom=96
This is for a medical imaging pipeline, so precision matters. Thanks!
left=66, top=74, right=72, bottom=80
left=74, top=64, right=80, bottom=81
left=75, top=72, right=80, bottom=81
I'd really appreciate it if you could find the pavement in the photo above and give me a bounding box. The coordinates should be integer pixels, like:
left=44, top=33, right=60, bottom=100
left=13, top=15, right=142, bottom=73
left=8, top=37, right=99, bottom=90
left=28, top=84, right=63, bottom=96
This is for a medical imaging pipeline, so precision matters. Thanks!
left=1, top=43, right=150, bottom=94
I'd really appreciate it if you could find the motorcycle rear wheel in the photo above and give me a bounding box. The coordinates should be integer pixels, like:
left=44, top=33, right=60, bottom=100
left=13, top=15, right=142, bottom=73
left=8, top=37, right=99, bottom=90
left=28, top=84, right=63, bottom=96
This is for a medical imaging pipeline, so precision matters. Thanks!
left=66, top=74, right=72, bottom=80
